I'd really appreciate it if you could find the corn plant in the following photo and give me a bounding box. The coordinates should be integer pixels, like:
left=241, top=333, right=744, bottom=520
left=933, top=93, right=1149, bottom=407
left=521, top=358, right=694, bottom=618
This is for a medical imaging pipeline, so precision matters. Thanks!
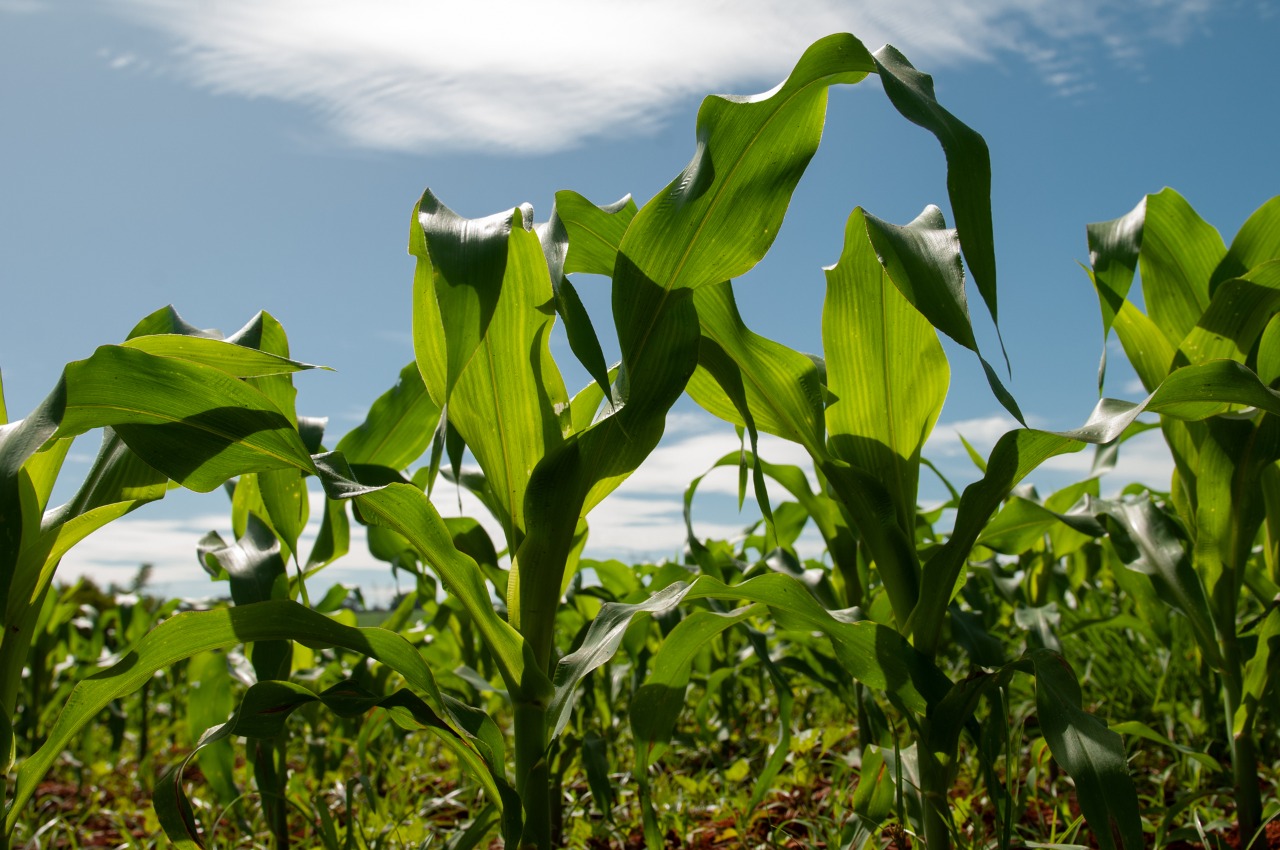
left=0, top=307, right=325, bottom=849
left=13, top=33, right=1280, bottom=850
left=1086, top=190, right=1280, bottom=843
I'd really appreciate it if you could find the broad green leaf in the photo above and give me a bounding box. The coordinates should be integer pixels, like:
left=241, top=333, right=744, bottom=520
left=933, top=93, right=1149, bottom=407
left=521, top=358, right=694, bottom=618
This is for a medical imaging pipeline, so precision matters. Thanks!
left=1114, top=302, right=1177, bottom=394
left=1140, top=188, right=1224, bottom=346
left=126, top=305, right=220, bottom=340
left=824, top=206, right=948, bottom=536
left=1097, top=495, right=1221, bottom=667
left=256, top=466, right=309, bottom=564
left=1257, top=314, right=1280, bottom=386
left=410, top=191, right=516, bottom=399
left=121, top=335, right=321, bottom=377
left=306, top=493, right=350, bottom=571
left=556, top=191, right=637, bottom=276
left=1197, top=417, right=1280, bottom=633
left=513, top=36, right=882, bottom=666
left=184, top=652, right=240, bottom=807
left=336, top=361, right=441, bottom=470
left=313, top=452, right=543, bottom=702
left=539, top=199, right=615, bottom=399
left=567, top=364, right=620, bottom=434
left=631, top=605, right=763, bottom=763
left=909, top=363, right=1280, bottom=655
left=0, top=381, right=67, bottom=595
left=851, top=745, right=895, bottom=825
left=1087, top=197, right=1146, bottom=365
left=1235, top=605, right=1280, bottom=738
left=55, top=345, right=316, bottom=491
left=0, top=370, right=7, bottom=425
left=7, top=431, right=168, bottom=623
left=618, top=33, right=874, bottom=293
left=552, top=573, right=948, bottom=745
left=199, top=515, right=289, bottom=609
left=1029, top=649, right=1144, bottom=850
left=872, top=46, right=999, bottom=336
left=1211, top=195, right=1280, bottom=290
left=413, top=204, right=568, bottom=554
left=979, top=496, right=1105, bottom=557
left=1108, top=720, right=1219, bottom=772
left=861, top=207, right=1021, bottom=421
left=232, top=313, right=312, bottom=560
left=689, top=281, right=825, bottom=451
left=1178, top=261, right=1280, bottom=365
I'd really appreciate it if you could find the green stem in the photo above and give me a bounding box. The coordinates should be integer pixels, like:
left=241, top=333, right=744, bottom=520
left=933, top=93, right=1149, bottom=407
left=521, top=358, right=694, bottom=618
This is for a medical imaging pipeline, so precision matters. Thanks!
left=1222, top=638, right=1262, bottom=843
left=917, top=738, right=953, bottom=850
left=514, top=701, right=552, bottom=849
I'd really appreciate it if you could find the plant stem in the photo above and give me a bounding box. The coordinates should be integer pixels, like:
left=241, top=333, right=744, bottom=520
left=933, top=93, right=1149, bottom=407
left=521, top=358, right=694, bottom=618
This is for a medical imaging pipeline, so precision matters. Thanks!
left=514, top=701, right=552, bottom=849
left=918, top=737, right=953, bottom=850
left=1222, top=638, right=1262, bottom=843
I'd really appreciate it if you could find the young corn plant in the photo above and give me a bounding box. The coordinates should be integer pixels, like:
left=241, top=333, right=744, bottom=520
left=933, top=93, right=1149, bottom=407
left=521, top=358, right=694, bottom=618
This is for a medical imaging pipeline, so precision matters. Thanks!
left=0, top=307, right=324, bottom=850
left=1087, top=190, right=1280, bottom=844
left=670, top=82, right=1280, bottom=850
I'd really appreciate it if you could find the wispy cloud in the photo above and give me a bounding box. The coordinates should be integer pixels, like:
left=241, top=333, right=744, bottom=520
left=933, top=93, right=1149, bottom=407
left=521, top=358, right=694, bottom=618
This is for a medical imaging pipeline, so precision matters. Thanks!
left=101, top=0, right=1226, bottom=154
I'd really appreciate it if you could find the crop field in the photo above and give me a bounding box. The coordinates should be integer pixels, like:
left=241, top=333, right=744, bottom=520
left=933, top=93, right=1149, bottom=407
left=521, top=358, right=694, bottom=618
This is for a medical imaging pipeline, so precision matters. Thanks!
left=2, top=31, right=1279, bottom=850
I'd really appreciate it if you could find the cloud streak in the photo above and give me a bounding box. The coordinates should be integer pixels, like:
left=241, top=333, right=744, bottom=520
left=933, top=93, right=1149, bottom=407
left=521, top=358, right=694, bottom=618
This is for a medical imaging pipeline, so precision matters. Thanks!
left=102, top=0, right=1224, bottom=154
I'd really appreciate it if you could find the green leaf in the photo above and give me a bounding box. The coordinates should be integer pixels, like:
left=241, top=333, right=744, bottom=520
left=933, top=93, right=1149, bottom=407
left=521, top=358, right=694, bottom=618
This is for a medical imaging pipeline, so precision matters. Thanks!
left=126, top=305, right=220, bottom=340
left=410, top=191, right=517, bottom=400
left=825, top=206, right=949, bottom=537
left=631, top=605, right=763, bottom=764
left=556, top=191, right=637, bottom=277
left=861, top=207, right=1021, bottom=421
left=979, top=496, right=1105, bottom=557
left=539, top=197, right=618, bottom=400
left=872, top=46, right=1000, bottom=339
left=1235, top=604, right=1280, bottom=738
left=553, top=573, right=948, bottom=746
left=1108, top=720, right=1219, bottom=772
left=121, top=335, right=322, bottom=376
left=0, top=381, right=67, bottom=594
left=1139, top=188, right=1224, bottom=347
left=618, top=33, right=874, bottom=293
left=55, top=345, right=316, bottom=491
left=1096, top=494, right=1223, bottom=668
left=1210, top=195, right=1280, bottom=290
left=1178, top=261, right=1280, bottom=366
left=512, top=37, right=883, bottom=670
left=313, top=452, right=543, bottom=703
left=1087, top=196, right=1145, bottom=389
left=7, top=430, right=168, bottom=624
left=198, top=515, right=289, bottom=609
left=689, top=282, right=825, bottom=451
left=1112, top=301, right=1176, bottom=393
left=184, top=652, right=240, bottom=807
left=412, top=203, right=568, bottom=554
left=336, top=361, right=441, bottom=471
left=1029, top=649, right=1143, bottom=850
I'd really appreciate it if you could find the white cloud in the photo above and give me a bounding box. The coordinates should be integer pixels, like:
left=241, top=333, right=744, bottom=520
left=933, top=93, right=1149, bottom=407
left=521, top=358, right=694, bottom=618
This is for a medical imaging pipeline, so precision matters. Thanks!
left=101, top=0, right=1225, bottom=154
left=926, top=414, right=1022, bottom=458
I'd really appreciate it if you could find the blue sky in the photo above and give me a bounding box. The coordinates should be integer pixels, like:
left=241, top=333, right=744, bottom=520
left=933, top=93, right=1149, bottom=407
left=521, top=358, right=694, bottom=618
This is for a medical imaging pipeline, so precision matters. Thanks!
left=2, top=0, right=1278, bottom=601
